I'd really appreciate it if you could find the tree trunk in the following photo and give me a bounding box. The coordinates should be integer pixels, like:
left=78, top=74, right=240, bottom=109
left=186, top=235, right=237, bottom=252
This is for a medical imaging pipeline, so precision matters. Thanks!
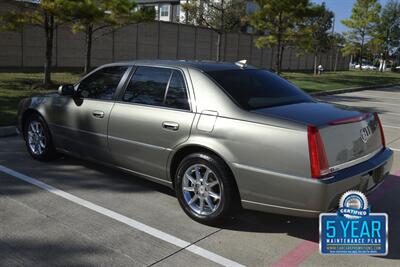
left=279, top=45, right=285, bottom=74
left=43, top=13, right=54, bottom=86
left=348, top=54, right=353, bottom=70
left=359, top=35, right=364, bottom=71
left=216, top=32, right=222, bottom=61
left=275, top=45, right=281, bottom=74
left=84, top=24, right=93, bottom=74
left=334, top=48, right=339, bottom=72
left=217, top=0, right=224, bottom=62
left=313, top=53, right=318, bottom=76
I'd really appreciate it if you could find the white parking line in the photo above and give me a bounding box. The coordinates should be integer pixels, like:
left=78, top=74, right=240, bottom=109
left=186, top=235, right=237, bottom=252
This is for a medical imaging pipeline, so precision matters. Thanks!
left=0, top=165, right=245, bottom=267
left=391, top=148, right=400, bottom=152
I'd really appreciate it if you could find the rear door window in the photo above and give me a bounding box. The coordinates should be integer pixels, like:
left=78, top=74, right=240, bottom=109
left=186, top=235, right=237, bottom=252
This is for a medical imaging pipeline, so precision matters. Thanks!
left=122, top=66, right=190, bottom=110
left=165, top=70, right=190, bottom=110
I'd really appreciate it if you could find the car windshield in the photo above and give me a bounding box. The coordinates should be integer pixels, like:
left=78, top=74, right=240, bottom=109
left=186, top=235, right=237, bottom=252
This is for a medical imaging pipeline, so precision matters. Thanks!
left=206, top=69, right=314, bottom=110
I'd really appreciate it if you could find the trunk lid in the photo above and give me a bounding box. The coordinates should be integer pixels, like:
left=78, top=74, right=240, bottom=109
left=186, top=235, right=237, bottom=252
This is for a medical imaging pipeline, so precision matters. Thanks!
left=253, top=101, right=383, bottom=171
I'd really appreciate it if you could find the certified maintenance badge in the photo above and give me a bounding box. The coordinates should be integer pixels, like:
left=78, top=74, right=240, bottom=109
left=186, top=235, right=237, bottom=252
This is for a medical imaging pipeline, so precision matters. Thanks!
left=319, top=190, right=388, bottom=255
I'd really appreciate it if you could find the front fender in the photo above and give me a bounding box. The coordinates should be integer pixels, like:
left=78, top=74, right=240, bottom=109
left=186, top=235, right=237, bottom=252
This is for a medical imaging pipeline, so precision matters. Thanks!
left=17, top=96, right=52, bottom=135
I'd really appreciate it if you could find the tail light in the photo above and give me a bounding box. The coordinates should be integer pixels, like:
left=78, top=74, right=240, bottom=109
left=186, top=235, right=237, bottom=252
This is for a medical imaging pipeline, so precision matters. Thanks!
left=374, top=112, right=386, bottom=147
left=308, top=125, right=330, bottom=179
left=329, top=113, right=371, bottom=125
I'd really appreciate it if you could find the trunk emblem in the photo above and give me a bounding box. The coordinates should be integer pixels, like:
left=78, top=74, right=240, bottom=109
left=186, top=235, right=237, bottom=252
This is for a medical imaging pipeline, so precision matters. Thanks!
left=360, top=126, right=372, bottom=143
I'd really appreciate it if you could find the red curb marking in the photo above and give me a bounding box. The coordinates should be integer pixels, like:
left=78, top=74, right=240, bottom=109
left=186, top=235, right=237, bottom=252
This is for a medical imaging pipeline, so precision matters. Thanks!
left=270, top=240, right=318, bottom=267
left=270, top=170, right=400, bottom=267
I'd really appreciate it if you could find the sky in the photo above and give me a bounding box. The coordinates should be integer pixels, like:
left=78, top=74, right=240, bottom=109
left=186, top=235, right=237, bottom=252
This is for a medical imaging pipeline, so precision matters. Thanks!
left=312, top=0, right=390, bottom=33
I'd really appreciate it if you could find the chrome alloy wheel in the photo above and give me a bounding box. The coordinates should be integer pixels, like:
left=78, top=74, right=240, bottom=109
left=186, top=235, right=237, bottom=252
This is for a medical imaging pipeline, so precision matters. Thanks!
left=27, top=120, right=46, bottom=155
left=182, top=164, right=222, bottom=216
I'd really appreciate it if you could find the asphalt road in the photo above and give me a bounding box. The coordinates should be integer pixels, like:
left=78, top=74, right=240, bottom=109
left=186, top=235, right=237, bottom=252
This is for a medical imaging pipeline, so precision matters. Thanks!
left=0, top=86, right=399, bottom=267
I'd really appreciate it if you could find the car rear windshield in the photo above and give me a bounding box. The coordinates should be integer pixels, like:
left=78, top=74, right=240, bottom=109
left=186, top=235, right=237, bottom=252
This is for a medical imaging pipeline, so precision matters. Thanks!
left=206, top=69, right=313, bottom=110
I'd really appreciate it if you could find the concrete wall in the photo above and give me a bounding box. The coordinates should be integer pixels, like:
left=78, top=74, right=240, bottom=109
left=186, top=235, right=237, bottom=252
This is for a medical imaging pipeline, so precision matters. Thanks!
left=0, top=3, right=350, bottom=71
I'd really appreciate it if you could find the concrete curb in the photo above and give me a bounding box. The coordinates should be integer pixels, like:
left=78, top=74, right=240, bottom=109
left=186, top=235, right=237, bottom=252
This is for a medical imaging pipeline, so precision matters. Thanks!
left=311, top=83, right=400, bottom=96
left=0, top=126, right=17, bottom=137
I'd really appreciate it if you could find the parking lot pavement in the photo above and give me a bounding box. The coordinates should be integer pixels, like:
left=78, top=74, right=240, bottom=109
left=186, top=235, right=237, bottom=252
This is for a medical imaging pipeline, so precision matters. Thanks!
left=0, top=86, right=399, bottom=267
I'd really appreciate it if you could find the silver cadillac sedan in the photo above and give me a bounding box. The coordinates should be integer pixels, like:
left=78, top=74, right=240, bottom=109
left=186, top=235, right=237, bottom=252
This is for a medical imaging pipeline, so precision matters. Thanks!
left=17, top=60, right=393, bottom=224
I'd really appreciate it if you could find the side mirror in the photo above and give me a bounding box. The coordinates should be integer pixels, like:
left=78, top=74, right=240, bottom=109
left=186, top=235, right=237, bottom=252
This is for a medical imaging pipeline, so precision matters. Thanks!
left=58, top=84, right=75, bottom=96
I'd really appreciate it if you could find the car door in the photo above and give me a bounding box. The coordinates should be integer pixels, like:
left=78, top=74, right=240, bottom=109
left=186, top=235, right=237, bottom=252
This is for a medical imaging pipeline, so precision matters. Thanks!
left=108, top=66, right=195, bottom=183
left=48, top=65, right=130, bottom=162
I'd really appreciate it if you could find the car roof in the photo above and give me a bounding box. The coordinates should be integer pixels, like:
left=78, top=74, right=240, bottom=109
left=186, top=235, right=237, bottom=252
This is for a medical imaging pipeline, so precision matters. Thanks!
left=104, top=60, right=257, bottom=72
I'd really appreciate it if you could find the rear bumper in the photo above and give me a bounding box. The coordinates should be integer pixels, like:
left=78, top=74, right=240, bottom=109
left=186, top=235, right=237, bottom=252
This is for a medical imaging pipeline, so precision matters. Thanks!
left=240, top=148, right=393, bottom=217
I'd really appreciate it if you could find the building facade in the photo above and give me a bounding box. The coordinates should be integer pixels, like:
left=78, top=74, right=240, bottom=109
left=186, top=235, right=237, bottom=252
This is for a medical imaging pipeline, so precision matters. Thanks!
left=137, top=0, right=188, bottom=23
left=137, top=0, right=255, bottom=27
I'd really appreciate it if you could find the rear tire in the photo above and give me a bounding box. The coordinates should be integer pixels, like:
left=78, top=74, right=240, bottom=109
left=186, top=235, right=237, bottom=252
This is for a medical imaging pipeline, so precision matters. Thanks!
left=24, top=114, right=57, bottom=161
left=175, top=152, right=238, bottom=225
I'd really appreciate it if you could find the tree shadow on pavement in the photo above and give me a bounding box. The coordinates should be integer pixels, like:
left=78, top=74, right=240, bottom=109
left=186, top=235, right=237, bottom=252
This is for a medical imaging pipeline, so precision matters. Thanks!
left=0, top=237, right=136, bottom=267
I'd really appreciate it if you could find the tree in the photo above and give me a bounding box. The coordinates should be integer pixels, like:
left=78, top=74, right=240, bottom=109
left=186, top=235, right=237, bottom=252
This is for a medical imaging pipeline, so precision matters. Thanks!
left=341, top=0, right=381, bottom=70
left=0, top=0, right=64, bottom=86
left=299, top=3, right=334, bottom=75
left=375, top=0, right=400, bottom=71
left=60, top=0, right=154, bottom=73
left=182, top=0, right=246, bottom=61
left=330, top=33, right=345, bottom=71
left=249, top=0, right=312, bottom=74
left=339, top=29, right=357, bottom=66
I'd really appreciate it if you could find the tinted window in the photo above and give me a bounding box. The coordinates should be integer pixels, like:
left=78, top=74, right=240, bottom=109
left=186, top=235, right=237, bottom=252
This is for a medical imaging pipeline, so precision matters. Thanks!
left=123, top=66, right=189, bottom=110
left=123, top=66, right=171, bottom=106
left=165, top=71, right=190, bottom=110
left=78, top=66, right=128, bottom=100
left=206, top=69, right=313, bottom=110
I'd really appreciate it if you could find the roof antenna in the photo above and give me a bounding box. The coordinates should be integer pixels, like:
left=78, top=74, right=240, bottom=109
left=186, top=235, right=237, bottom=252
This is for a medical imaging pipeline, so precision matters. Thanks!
left=235, top=59, right=247, bottom=68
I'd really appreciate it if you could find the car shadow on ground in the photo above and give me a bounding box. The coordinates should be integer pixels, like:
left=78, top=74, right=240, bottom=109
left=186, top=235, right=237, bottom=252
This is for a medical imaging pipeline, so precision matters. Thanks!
left=371, top=173, right=400, bottom=260
left=226, top=173, right=400, bottom=252
left=0, top=150, right=176, bottom=197
left=231, top=210, right=320, bottom=242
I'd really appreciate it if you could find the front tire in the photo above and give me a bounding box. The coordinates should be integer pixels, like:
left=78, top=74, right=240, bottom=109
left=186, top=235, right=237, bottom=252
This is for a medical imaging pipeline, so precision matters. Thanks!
left=24, top=114, right=57, bottom=161
left=175, top=152, right=238, bottom=225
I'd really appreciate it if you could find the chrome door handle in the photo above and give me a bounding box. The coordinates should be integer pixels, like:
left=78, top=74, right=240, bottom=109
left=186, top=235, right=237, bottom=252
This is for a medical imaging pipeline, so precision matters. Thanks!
left=92, top=110, right=105, bottom=118
left=162, top=121, right=179, bottom=131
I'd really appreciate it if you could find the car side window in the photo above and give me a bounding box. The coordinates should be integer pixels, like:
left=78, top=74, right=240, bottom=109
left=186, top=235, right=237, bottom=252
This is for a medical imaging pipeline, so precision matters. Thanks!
left=77, top=66, right=128, bottom=100
left=122, top=66, right=190, bottom=110
left=123, top=66, right=171, bottom=106
left=165, top=71, right=190, bottom=110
